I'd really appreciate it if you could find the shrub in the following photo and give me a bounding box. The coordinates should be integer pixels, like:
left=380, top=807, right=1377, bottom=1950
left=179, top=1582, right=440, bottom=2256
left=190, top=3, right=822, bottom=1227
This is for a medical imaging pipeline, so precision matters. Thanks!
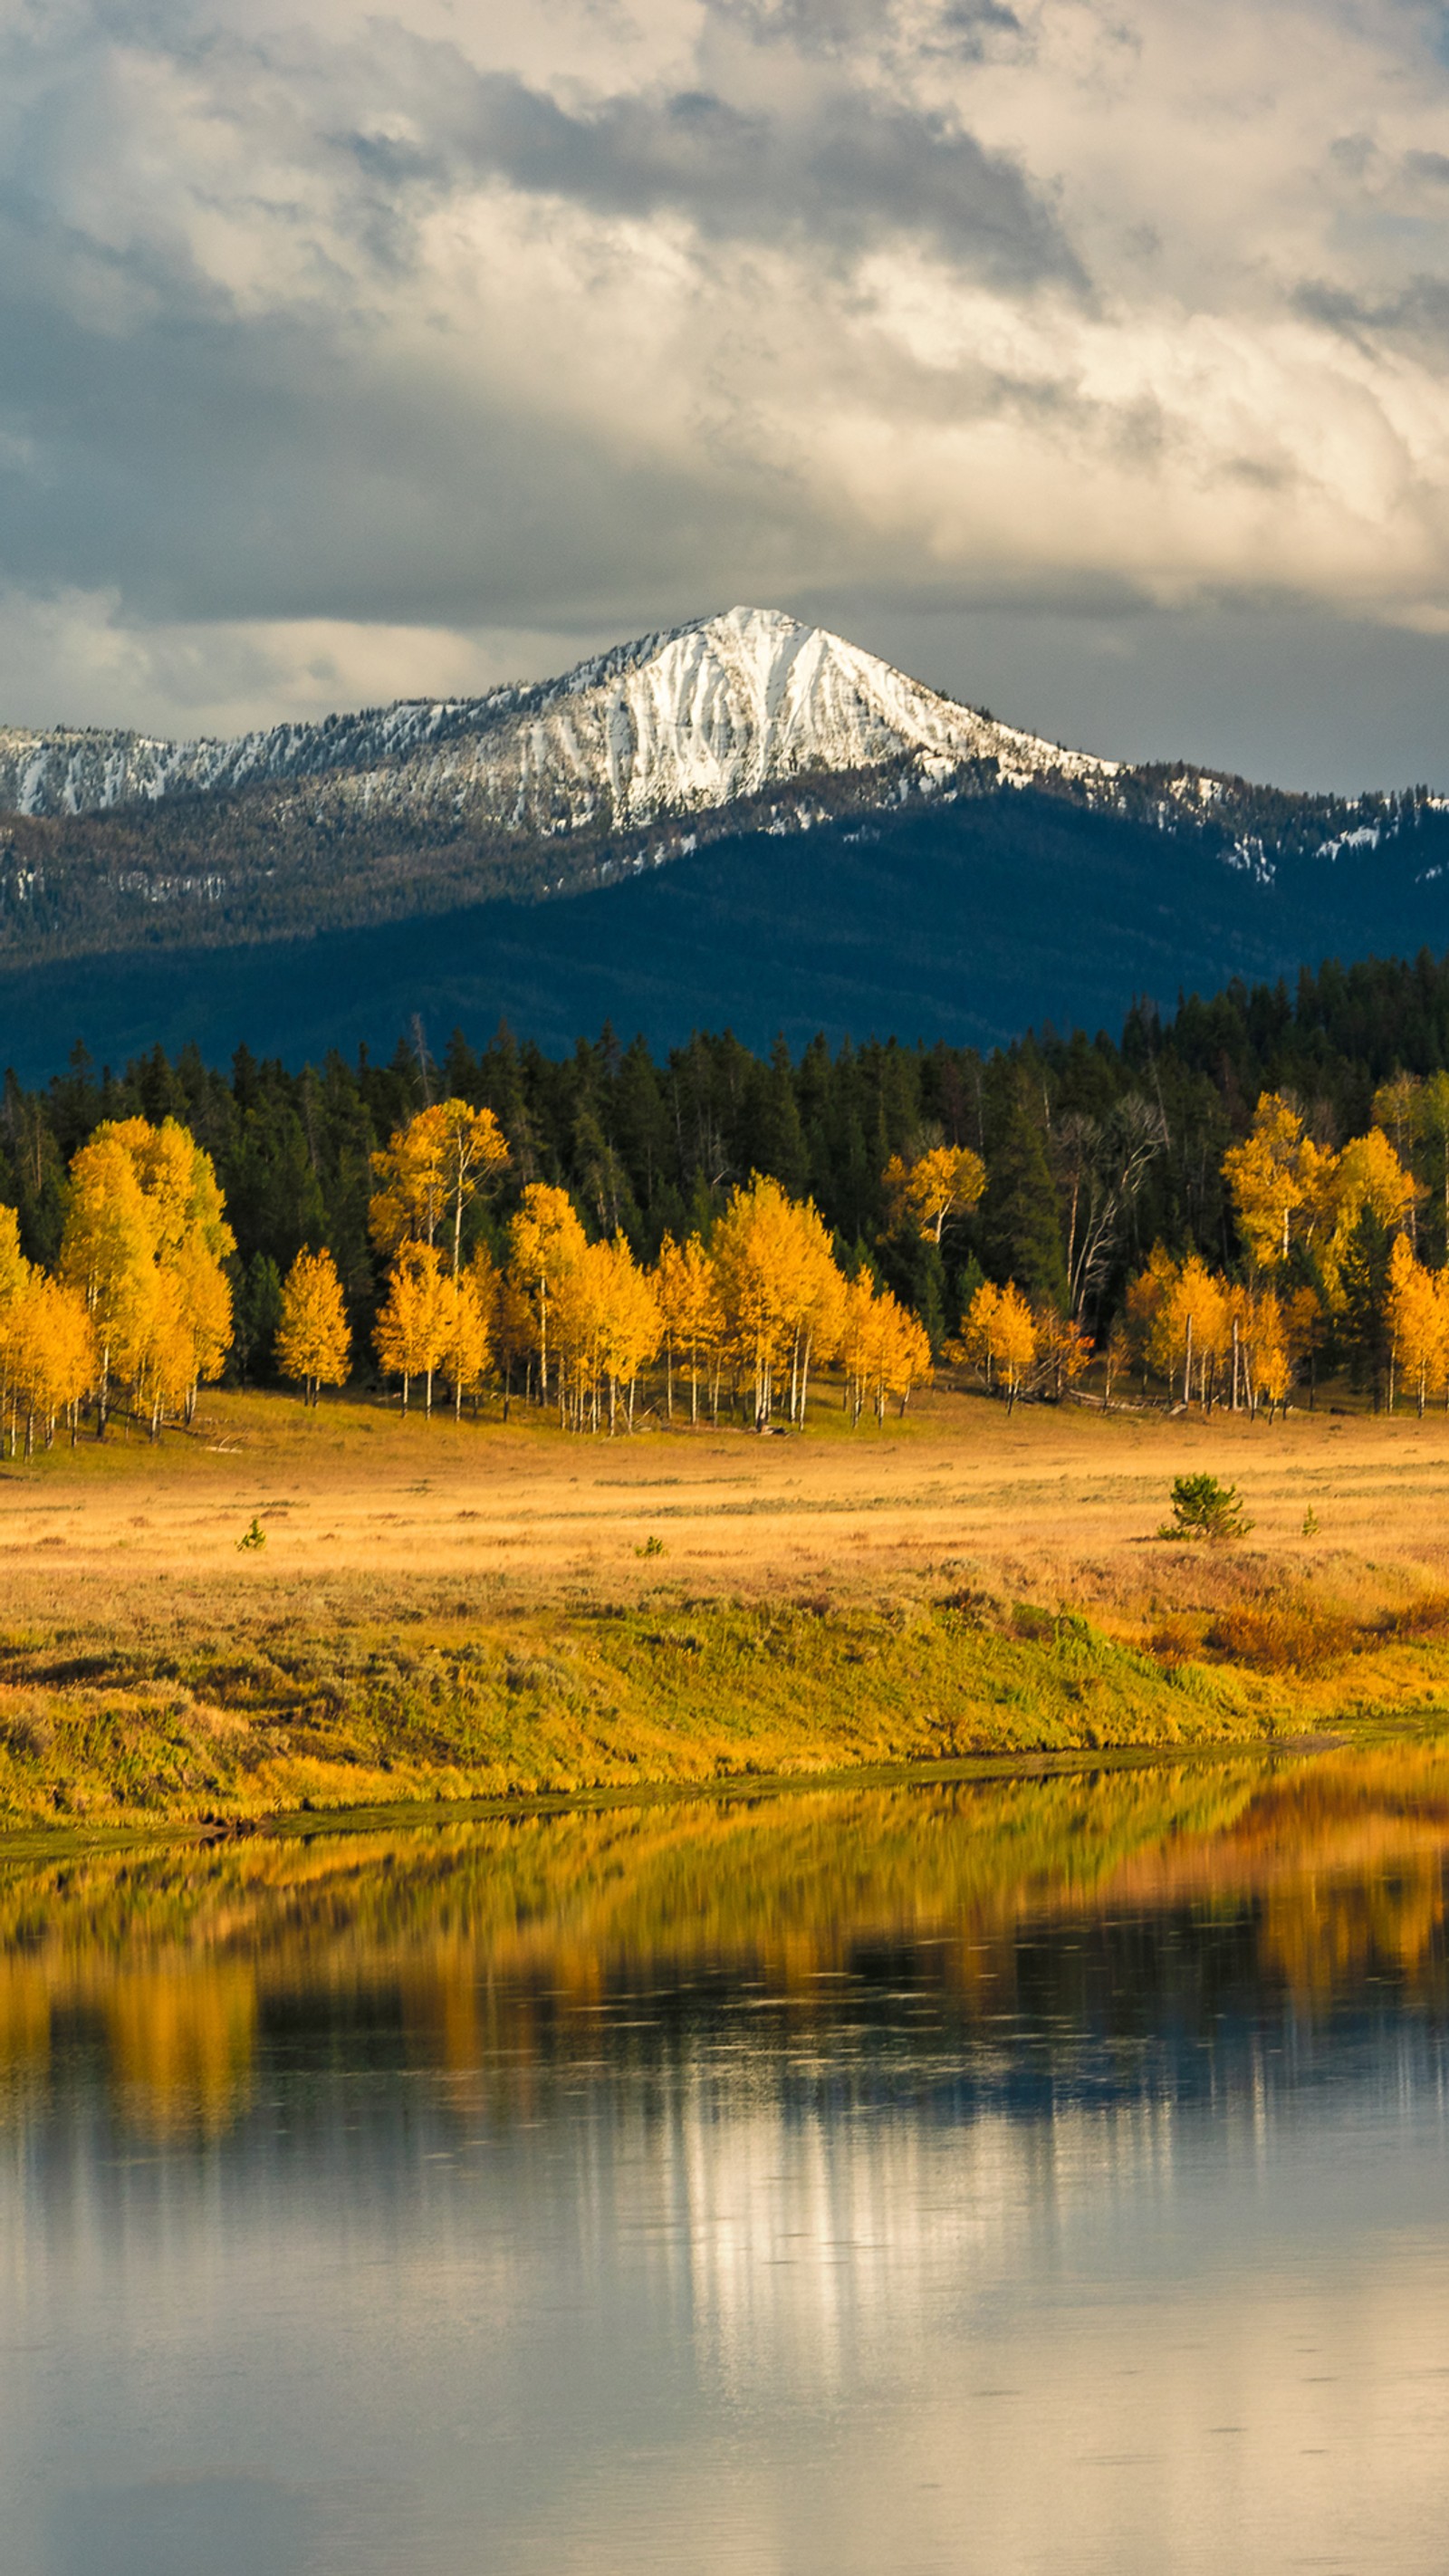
left=1159, top=1474, right=1253, bottom=1543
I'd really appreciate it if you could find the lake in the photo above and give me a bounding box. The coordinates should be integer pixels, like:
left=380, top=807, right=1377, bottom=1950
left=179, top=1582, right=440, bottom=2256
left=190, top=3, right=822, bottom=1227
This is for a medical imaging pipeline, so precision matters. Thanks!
left=5, top=1745, right=1449, bottom=2573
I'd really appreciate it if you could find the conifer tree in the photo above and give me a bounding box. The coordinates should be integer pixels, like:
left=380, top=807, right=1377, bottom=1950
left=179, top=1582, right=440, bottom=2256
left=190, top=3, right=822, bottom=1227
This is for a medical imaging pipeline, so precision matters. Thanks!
left=979, top=1088, right=1069, bottom=1311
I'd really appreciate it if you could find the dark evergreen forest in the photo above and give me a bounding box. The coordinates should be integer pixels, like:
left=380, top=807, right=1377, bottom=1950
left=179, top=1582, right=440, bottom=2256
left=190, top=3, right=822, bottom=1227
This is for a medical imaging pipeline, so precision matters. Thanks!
left=8, top=947, right=1449, bottom=1380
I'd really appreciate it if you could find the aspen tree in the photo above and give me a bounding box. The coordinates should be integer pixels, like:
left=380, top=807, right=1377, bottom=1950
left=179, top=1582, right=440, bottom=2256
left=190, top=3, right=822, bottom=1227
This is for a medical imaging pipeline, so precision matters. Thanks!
left=61, top=1118, right=235, bottom=1433
left=952, top=1277, right=1003, bottom=1391
left=1222, top=1094, right=1319, bottom=1268
left=1157, top=1257, right=1230, bottom=1407
left=1250, top=1291, right=1292, bottom=1421
left=485, top=1258, right=534, bottom=1418
left=709, top=1175, right=847, bottom=1430
left=106, top=1115, right=236, bottom=1422
left=439, top=1265, right=492, bottom=1419
left=369, top=1101, right=509, bottom=1273
left=4, top=1274, right=94, bottom=1454
left=0, top=1207, right=32, bottom=1453
left=509, top=1184, right=588, bottom=1403
left=993, top=1283, right=1038, bottom=1412
left=1033, top=1305, right=1092, bottom=1400
left=276, top=1248, right=352, bottom=1405
left=1386, top=1236, right=1444, bottom=1415
left=59, top=1131, right=157, bottom=1434
left=1324, top=1129, right=1424, bottom=1302
left=655, top=1233, right=723, bottom=1424
left=595, top=1237, right=661, bottom=1433
left=882, top=1142, right=986, bottom=1245
left=839, top=1273, right=879, bottom=1424
left=855, top=1288, right=931, bottom=1421
left=374, top=1245, right=450, bottom=1415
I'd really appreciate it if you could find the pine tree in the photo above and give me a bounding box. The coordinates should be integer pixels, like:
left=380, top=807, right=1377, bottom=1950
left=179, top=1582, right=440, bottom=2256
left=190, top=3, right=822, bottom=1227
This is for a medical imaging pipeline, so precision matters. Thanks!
left=981, top=1089, right=1069, bottom=1310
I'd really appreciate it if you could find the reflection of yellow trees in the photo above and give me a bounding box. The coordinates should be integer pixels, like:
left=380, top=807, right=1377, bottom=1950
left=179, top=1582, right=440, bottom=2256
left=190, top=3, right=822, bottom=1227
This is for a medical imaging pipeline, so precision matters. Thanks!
left=103, top=1965, right=258, bottom=2137
left=5, top=1747, right=1449, bottom=2131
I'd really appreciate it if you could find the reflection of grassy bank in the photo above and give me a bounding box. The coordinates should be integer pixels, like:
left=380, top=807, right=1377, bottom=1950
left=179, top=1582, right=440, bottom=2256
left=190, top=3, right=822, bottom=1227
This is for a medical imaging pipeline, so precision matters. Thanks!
left=4, top=1743, right=1449, bottom=2134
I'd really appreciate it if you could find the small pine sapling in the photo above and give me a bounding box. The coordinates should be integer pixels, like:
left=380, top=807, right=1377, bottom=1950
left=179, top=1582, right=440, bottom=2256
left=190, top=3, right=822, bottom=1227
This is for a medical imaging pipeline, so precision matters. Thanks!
left=1159, top=1474, right=1253, bottom=1543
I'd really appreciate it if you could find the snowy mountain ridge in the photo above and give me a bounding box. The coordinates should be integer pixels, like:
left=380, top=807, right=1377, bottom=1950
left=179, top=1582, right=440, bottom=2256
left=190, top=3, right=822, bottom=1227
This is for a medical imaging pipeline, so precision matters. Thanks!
left=0, top=606, right=1114, bottom=831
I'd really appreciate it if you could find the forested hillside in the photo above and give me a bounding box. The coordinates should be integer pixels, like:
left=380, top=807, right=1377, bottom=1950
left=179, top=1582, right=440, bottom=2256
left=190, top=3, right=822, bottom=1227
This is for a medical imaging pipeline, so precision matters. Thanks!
left=7, top=786, right=1449, bottom=1082
left=5, top=948, right=1449, bottom=1392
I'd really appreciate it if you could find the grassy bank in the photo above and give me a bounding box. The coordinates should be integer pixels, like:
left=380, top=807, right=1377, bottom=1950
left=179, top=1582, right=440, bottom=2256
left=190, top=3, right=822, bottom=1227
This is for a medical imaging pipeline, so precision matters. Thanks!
left=3, top=1569, right=1449, bottom=1831
left=3, top=1384, right=1449, bottom=1830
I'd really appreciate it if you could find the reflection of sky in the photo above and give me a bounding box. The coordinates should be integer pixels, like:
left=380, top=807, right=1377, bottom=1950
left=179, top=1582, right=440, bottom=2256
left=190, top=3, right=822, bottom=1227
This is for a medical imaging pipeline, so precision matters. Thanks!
left=5, top=1982, right=1449, bottom=2575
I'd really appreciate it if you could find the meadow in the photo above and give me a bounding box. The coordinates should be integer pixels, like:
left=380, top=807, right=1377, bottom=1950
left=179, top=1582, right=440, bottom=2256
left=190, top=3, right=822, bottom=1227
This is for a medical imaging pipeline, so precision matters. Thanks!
left=2, top=1376, right=1449, bottom=1834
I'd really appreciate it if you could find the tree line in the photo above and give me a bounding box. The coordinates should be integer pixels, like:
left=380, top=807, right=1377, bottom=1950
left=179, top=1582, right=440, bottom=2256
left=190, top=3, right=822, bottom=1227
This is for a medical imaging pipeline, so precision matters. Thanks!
left=7, top=948, right=1449, bottom=1418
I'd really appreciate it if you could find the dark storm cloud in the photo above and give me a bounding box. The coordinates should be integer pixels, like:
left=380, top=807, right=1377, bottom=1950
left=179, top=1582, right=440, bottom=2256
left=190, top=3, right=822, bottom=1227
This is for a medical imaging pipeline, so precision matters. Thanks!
left=375, top=68, right=1080, bottom=289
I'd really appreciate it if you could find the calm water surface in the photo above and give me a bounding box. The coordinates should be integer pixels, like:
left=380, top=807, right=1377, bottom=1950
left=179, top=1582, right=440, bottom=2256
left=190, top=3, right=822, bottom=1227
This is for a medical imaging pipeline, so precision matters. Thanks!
left=5, top=1745, right=1449, bottom=2573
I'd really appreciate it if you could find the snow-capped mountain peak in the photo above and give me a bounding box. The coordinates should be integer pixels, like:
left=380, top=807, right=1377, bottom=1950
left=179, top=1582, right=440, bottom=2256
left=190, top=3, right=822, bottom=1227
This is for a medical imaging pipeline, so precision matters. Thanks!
left=0, top=606, right=1112, bottom=831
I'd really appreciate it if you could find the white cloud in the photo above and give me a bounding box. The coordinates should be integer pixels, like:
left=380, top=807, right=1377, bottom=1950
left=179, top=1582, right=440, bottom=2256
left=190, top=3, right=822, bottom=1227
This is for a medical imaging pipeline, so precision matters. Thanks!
left=1, top=0, right=1448, bottom=768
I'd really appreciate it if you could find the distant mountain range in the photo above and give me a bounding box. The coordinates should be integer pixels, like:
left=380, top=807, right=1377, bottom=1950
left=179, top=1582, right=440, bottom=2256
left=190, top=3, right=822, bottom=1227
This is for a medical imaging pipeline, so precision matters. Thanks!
left=0, top=604, right=1446, bottom=1077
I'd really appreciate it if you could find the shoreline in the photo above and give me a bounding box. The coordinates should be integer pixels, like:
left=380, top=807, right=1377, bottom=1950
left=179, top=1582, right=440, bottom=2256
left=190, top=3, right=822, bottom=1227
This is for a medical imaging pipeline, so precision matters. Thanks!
left=0, top=1725, right=1377, bottom=1863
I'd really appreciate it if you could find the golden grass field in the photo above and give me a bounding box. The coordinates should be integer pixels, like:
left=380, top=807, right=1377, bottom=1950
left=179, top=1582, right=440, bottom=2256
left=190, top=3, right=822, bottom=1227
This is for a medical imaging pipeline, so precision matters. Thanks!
left=2, top=1379, right=1449, bottom=1831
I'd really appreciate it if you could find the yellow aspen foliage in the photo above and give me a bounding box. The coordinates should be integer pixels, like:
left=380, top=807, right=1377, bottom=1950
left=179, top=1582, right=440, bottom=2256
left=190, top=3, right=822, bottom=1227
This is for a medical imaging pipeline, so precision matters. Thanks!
left=105, top=1116, right=236, bottom=1419
left=59, top=1130, right=159, bottom=1431
left=882, top=1142, right=986, bottom=1245
left=839, top=1274, right=880, bottom=1422
left=552, top=1237, right=660, bottom=1432
left=374, top=1245, right=451, bottom=1415
left=860, top=1288, right=932, bottom=1422
left=1435, top=1269, right=1449, bottom=1409
left=132, top=1266, right=201, bottom=1439
left=1034, top=1305, right=1092, bottom=1399
left=595, top=1237, right=661, bottom=1431
left=484, top=1256, right=535, bottom=1411
left=2, top=1274, right=94, bottom=1453
left=711, top=1173, right=842, bottom=1429
left=0, top=1206, right=28, bottom=1312
left=1251, top=1292, right=1293, bottom=1420
left=1153, top=1255, right=1231, bottom=1404
left=837, top=1277, right=930, bottom=1423
left=951, top=1277, right=1003, bottom=1389
left=369, top=1101, right=510, bottom=1271
left=1326, top=1128, right=1424, bottom=1298
left=655, top=1232, right=723, bottom=1423
left=1124, top=1245, right=1177, bottom=1373
left=60, top=1117, right=235, bottom=1431
left=509, top=1183, right=589, bottom=1400
left=993, top=1283, right=1038, bottom=1411
left=1104, top=1322, right=1132, bottom=1403
left=276, top=1248, right=352, bottom=1406
left=1386, top=1236, right=1447, bottom=1415
left=439, top=1265, right=493, bottom=1418
left=1223, top=1093, right=1333, bottom=1270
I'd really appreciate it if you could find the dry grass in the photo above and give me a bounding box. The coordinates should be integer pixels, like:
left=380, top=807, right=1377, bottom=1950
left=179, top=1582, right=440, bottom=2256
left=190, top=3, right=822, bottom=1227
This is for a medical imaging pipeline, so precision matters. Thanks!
left=1, top=1378, right=1449, bottom=1829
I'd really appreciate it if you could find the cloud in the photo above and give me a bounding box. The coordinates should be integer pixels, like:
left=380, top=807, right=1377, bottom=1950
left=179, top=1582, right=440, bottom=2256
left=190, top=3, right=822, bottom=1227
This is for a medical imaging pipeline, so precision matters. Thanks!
left=445, top=74, right=1078, bottom=284
left=0, top=0, right=1448, bottom=777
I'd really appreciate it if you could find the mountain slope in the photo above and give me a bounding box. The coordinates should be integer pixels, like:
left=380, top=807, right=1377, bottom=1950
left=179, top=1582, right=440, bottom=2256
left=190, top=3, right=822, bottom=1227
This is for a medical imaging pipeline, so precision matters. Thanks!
left=5, top=785, right=1449, bottom=1085
left=0, top=602, right=1445, bottom=1076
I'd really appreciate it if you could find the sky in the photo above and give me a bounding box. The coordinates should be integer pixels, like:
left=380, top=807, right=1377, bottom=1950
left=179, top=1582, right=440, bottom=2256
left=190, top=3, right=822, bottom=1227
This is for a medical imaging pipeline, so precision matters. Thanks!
left=4, top=0, right=1449, bottom=789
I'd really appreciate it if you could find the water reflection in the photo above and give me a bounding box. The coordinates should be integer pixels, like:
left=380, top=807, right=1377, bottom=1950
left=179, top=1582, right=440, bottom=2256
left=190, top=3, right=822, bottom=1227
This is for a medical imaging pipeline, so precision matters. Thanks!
left=5, top=1745, right=1449, bottom=2574
left=1, top=1745, right=1448, bottom=2135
